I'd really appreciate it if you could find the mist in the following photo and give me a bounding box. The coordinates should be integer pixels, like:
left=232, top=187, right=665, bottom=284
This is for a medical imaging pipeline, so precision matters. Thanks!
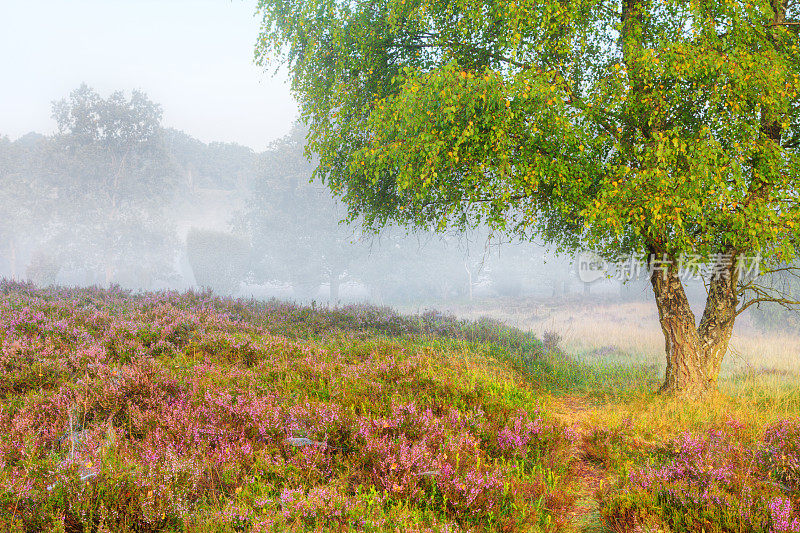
left=2, top=1, right=800, bottom=528
left=0, top=83, right=633, bottom=302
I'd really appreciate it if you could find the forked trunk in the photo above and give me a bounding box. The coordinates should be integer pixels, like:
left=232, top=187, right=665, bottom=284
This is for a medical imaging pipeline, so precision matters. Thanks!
left=649, top=253, right=739, bottom=397
left=105, top=263, right=114, bottom=287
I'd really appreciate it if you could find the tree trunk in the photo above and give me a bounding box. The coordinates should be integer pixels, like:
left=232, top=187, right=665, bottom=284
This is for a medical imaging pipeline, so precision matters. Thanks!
left=8, top=240, right=17, bottom=280
left=464, top=262, right=473, bottom=301
left=329, top=270, right=341, bottom=303
left=649, top=253, right=739, bottom=397
left=104, top=259, right=115, bottom=287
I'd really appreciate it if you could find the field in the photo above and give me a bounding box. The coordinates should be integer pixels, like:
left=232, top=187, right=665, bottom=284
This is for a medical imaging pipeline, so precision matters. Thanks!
left=2, top=282, right=800, bottom=532
left=442, top=295, right=800, bottom=383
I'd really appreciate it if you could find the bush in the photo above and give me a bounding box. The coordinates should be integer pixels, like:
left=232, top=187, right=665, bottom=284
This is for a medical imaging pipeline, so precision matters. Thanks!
left=25, top=251, right=61, bottom=287
left=0, top=283, right=573, bottom=532
left=601, top=424, right=800, bottom=533
left=185, top=228, right=249, bottom=296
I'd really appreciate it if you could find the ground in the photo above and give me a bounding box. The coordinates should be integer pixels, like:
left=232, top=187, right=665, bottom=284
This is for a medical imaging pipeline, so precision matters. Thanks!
left=2, top=285, right=799, bottom=532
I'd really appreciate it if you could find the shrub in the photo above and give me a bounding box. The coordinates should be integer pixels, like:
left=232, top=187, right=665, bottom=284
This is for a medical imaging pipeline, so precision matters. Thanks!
left=601, top=425, right=800, bottom=533
left=0, top=282, right=574, bottom=532
left=185, top=228, right=249, bottom=296
left=25, top=251, right=61, bottom=287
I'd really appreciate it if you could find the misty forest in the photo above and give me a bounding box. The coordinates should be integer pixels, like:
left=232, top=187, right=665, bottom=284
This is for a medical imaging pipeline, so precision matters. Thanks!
left=1, top=84, right=584, bottom=303
left=2, top=0, right=800, bottom=532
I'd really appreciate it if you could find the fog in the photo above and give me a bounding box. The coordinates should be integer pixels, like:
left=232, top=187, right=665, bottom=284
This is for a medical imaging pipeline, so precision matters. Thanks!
left=0, top=1, right=791, bottom=341
left=0, top=2, right=609, bottom=310
left=4, top=81, right=789, bottom=343
left=0, top=85, right=623, bottom=305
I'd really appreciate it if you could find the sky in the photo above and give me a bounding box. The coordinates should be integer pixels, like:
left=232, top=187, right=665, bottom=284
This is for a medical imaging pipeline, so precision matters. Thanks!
left=0, top=0, right=298, bottom=152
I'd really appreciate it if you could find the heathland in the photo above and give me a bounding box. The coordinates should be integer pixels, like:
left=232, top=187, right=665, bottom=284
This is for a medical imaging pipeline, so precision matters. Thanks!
left=1, top=282, right=799, bottom=532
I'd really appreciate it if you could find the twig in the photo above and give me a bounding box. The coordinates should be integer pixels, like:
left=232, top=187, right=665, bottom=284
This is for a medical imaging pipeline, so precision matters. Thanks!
left=68, top=408, right=75, bottom=462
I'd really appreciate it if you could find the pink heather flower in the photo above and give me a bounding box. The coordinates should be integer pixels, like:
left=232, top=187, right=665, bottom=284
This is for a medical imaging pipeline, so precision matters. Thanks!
left=770, top=497, right=800, bottom=533
left=498, top=415, right=543, bottom=453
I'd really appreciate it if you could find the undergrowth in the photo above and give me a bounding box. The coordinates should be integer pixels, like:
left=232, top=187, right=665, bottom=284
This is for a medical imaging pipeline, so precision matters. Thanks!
left=0, top=281, right=577, bottom=532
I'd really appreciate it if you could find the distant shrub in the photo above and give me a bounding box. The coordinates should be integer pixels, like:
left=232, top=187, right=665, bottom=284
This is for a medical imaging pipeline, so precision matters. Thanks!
left=542, top=330, right=563, bottom=350
left=186, top=228, right=249, bottom=296
left=25, top=251, right=60, bottom=287
left=751, top=302, right=800, bottom=334
left=491, top=277, right=525, bottom=298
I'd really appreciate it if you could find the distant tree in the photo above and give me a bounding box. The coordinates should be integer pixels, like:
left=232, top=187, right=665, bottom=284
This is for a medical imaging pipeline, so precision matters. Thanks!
left=163, top=128, right=257, bottom=192
left=356, top=227, right=487, bottom=303
left=237, top=125, right=366, bottom=301
left=0, top=133, right=53, bottom=278
left=25, top=250, right=61, bottom=287
left=749, top=263, right=800, bottom=332
left=484, top=240, right=574, bottom=298
left=0, top=136, right=24, bottom=276
left=49, top=84, right=178, bottom=285
left=257, top=0, right=800, bottom=396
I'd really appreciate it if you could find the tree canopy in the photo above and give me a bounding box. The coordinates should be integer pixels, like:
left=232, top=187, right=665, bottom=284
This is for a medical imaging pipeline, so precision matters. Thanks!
left=49, top=84, right=178, bottom=284
left=256, top=0, right=800, bottom=395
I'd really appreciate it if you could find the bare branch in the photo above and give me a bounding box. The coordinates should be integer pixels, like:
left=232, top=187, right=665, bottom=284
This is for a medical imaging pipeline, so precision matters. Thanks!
left=737, top=296, right=800, bottom=316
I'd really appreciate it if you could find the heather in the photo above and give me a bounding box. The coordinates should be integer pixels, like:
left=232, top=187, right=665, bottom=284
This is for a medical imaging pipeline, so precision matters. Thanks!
left=0, top=281, right=576, bottom=532
left=5, top=281, right=800, bottom=532
left=598, top=419, right=800, bottom=532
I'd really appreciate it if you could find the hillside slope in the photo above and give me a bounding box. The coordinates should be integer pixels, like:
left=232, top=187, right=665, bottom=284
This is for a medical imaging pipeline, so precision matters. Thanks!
left=0, top=282, right=577, bottom=532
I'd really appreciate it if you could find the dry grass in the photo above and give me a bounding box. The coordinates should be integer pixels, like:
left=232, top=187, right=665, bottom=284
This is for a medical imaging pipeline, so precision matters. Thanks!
left=408, top=295, right=800, bottom=532
left=438, top=296, right=800, bottom=382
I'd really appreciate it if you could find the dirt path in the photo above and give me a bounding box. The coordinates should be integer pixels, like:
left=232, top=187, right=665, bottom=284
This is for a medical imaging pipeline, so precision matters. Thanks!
left=550, top=396, right=611, bottom=533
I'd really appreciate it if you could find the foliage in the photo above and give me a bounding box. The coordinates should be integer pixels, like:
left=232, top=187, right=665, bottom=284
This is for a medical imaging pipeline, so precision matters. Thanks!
left=257, top=0, right=800, bottom=264
left=256, top=0, right=799, bottom=263
left=2, top=92, right=581, bottom=302
left=186, top=228, right=250, bottom=296
left=48, top=84, right=179, bottom=285
left=255, top=0, right=800, bottom=394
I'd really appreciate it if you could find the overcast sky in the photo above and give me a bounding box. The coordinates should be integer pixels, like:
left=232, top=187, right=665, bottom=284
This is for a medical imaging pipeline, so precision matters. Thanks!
left=0, top=0, right=297, bottom=152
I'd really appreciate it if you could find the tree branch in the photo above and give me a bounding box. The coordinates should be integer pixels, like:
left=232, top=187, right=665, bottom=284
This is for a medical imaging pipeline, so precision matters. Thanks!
left=737, top=296, right=800, bottom=316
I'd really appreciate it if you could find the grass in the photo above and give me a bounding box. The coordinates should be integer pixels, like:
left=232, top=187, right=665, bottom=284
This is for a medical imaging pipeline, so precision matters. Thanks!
left=2, top=282, right=799, bottom=532
left=0, top=281, right=580, bottom=532
left=434, top=295, right=800, bottom=532
left=442, top=295, right=800, bottom=382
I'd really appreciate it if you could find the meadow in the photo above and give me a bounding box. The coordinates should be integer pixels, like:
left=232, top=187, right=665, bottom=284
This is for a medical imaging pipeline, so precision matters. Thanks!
left=1, top=281, right=800, bottom=532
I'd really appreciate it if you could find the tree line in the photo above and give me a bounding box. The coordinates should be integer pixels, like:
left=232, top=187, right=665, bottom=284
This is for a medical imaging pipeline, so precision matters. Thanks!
left=0, top=84, right=584, bottom=303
